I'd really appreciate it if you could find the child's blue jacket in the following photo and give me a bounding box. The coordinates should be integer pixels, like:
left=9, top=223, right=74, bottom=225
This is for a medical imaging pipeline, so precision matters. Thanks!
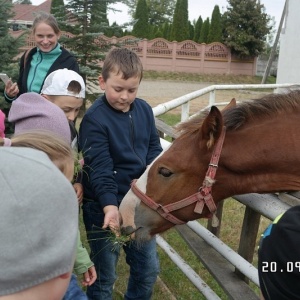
left=79, top=95, right=163, bottom=209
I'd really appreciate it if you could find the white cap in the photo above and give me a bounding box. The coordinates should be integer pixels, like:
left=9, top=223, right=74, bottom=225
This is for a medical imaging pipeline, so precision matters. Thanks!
left=41, top=68, right=85, bottom=98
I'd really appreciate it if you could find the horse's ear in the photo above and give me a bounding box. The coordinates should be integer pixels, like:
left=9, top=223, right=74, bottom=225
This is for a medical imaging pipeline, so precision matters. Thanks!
left=223, top=98, right=236, bottom=111
left=201, top=106, right=223, bottom=149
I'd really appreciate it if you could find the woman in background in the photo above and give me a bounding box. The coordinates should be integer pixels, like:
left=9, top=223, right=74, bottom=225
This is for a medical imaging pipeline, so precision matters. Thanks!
left=4, top=11, right=79, bottom=102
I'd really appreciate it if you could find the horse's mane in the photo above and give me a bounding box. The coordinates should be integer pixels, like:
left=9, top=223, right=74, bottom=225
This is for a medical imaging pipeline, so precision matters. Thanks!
left=176, top=89, right=300, bottom=136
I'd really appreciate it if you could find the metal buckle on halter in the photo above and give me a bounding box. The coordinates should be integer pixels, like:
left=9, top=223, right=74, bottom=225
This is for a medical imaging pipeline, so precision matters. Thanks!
left=156, top=204, right=166, bottom=214
left=208, top=163, right=218, bottom=168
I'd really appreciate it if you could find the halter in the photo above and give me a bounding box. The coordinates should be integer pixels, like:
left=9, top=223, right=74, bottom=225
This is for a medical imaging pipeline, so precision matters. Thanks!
left=131, top=126, right=226, bottom=226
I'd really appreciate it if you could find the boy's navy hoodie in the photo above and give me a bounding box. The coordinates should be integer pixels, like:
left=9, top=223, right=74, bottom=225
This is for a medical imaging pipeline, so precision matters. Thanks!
left=79, top=95, right=162, bottom=209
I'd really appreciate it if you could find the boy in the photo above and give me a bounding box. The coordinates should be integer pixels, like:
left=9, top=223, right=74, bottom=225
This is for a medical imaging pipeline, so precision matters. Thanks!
left=79, top=48, right=163, bottom=299
left=0, top=147, right=78, bottom=299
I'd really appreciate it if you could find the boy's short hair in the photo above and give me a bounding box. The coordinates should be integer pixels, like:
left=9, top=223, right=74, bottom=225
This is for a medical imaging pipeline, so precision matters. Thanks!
left=41, top=69, right=85, bottom=98
left=0, top=147, right=78, bottom=296
left=258, top=205, right=300, bottom=300
left=101, top=48, right=143, bottom=81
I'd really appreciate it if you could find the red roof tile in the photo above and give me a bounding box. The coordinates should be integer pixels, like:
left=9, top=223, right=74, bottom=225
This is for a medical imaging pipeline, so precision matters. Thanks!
left=10, top=0, right=51, bottom=23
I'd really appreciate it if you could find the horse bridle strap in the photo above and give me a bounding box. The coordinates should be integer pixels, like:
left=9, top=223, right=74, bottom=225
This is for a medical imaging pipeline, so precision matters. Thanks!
left=131, top=179, right=186, bottom=225
left=131, top=126, right=226, bottom=225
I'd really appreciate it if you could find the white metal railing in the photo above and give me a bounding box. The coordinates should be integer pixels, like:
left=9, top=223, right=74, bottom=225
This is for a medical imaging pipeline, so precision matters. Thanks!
left=153, top=83, right=300, bottom=121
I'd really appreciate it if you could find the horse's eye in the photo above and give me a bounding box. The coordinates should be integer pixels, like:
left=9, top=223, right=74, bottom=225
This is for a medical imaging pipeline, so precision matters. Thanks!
left=158, top=167, right=173, bottom=177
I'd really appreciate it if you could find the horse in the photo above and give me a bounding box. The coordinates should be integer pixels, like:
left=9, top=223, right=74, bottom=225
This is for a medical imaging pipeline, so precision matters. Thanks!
left=119, top=89, right=300, bottom=242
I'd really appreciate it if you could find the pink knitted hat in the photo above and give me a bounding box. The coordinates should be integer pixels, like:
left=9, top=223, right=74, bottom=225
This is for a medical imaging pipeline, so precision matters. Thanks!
left=0, top=109, right=5, bottom=138
left=8, top=92, right=71, bottom=143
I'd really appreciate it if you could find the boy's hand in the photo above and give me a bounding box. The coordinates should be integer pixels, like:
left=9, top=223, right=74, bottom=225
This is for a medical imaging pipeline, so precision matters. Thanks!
left=5, top=79, right=19, bottom=98
left=81, top=266, right=97, bottom=286
left=103, top=205, right=120, bottom=236
left=73, top=183, right=83, bottom=205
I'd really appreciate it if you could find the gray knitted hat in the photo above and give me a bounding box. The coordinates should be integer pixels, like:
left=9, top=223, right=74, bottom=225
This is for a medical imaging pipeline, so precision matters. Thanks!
left=0, top=147, right=78, bottom=296
left=8, top=92, right=71, bottom=143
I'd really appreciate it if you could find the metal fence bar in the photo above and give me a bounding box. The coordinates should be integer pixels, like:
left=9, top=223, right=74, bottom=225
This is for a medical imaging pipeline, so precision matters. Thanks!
left=152, top=83, right=300, bottom=117
left=233, top=193, right=290, bottom=221
left=156, top=235, right=222, bottom=300
left=186, top=221, right=260, bottom=286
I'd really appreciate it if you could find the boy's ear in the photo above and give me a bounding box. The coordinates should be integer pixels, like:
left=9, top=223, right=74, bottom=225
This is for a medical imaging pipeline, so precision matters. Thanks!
left=98, top=75, right=105, bottom=91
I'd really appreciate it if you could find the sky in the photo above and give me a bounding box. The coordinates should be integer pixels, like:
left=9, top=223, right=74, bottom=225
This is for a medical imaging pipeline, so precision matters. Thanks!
left=30, top=0, right=286, bottom=30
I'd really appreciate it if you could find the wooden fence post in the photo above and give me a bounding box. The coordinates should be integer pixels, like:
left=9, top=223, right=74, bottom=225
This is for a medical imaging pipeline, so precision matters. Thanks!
left=235, top=206, right=261, bottom=282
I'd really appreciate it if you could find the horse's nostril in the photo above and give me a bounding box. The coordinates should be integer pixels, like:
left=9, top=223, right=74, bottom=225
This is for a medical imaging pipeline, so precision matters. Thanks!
left=121, top=226, right=133, bottom=236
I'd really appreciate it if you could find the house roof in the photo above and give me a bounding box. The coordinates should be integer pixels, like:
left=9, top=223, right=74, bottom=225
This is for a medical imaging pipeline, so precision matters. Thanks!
left=10, top=0, right=51, bottom=24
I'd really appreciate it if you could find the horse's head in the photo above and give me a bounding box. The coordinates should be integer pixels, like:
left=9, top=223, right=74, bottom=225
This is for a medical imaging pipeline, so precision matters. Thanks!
left=120, top=103, right=232, bottom=242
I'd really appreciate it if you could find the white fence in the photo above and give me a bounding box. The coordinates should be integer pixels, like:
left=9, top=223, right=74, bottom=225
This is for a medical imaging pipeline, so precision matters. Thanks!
left=154, top=83, right=299, bottom=299
left=153, top=83, right=299, bottom=121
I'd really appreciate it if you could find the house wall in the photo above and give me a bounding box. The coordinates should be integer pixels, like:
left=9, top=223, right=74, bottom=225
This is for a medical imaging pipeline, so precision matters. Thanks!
left=277, top=0, right=300, bottom=84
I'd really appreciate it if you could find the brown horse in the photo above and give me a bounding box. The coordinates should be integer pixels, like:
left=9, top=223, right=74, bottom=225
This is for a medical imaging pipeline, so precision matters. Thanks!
left=119, top=90, right=300, bottom=242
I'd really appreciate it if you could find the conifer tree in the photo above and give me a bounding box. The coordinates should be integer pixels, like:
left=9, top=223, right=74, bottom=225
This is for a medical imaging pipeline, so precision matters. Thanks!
left=170, top=0, right=189, bottom=42
left=162, top=22, right=171, bottom=40
left=188, top=21, right=194, bottom=41
left=124, top=0, right=176, bottom=26
left=0, top=0, right=24, bottom=132
left=50, top=0, right=65, bottom=28
left=207, top=5, right=222, bottom=43
left=193, top=16, right=203, bottom=43
left=15, top=0, right=32, bottom=3
left=199, top=17, right=210, bottom=44
left=222, top=0, right=271, bottom=57
left=54, top=0, right=119, bottom=80
left=50, top=0, right=64, bottom=14
left=53, top=0, right=121, bottom=106
left=132, top=0, right=149, bottom=38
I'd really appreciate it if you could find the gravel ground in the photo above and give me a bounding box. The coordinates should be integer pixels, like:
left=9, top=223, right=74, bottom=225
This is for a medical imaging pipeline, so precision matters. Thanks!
left=137, top=79, right=270, bottom=115
left=88, top=79, right=270, bottom=115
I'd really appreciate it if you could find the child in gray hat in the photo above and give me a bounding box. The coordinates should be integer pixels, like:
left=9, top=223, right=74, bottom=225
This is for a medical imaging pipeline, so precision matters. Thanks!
left=6, top=90, right=96, bottom=295
left=0, top=146, right=78, bottom=298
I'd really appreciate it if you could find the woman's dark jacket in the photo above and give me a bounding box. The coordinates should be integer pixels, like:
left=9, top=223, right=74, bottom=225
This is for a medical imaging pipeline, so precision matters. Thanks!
left=5, top=46, right=79, bottom=102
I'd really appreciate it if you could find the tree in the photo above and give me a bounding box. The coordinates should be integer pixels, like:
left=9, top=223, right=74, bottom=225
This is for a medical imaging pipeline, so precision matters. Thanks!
left=188, top=21, right=194, bottom=41
left=14, top=0, right=32, bottom=3
left=105, top=21, right=124, bottom=37
left=50, top=0, right=64, bottom=14
left=170, top=0, right=189, bottom=42
left=222, top=0, right=271, bottom=57
left=207, top=5, right=222, bottom=43
left=199, top=17, right=209, bottom=44
left=0, top=0, right=24, bottom=133
left=50, top=0, right=65, bottom=26
left=193, top=16, right=203, bottom=43
left=132, top=0, right=149, bottom=38
left=124, top=0, right=176, bottom=25
left=162, top=22, right=171, bottom=40
left=54, top=0, right=121, bottom=105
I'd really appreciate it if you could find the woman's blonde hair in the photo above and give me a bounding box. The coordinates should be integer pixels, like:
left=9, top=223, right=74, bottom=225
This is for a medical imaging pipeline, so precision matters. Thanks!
left=0, top=130, right=74, bottom=175
left=32, top=12, right=60, bottom=35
